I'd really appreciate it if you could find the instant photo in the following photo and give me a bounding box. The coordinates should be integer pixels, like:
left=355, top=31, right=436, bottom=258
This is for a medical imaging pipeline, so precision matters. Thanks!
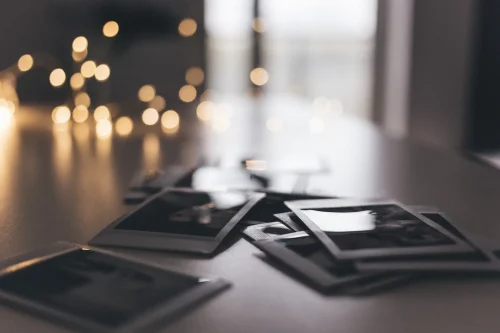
left=0, top=243, right=230, bottom=333
left=255, top=233, right=412, bottom=294
left=356, top=212, right=500, bottom=273
left=286, top=200, right=474, bottom=260
left=91, top=188, right=264, bottom=255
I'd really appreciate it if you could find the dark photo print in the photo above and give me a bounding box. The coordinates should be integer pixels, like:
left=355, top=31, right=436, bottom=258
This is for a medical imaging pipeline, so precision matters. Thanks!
left=116, top=190, right=250, bottom=237
left=302, top=205, right=456, bottom=250
left=277, top=235, right=356, bottom=276
left=0, top=249, right=202, bottom=328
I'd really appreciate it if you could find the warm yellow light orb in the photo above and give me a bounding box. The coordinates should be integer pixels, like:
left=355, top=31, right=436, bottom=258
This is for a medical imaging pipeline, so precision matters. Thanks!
left=94, top=105, right=110, bottom=121
left=96, top=119, right=112, bottom=138
left=18, top=54, right=34, bottom=72
left=178, top=18, right=197, bottom=37
left=161, top=110, right=180, bottom=129
left=179, top=85, right=197, bottom=103
left=250, top=68, right=269, bottom=86
left=103, top=21, right=119, bottom=38
left=72, top=36, right=88, bottom=53
left=196, top=101, right=214, bottom=122
left=149, top=95, right=166, bottom=111
left=95, top=64, right=110, bottom=82
left=185, top=67, right=204, bottom=86
left=70, top=73, right=85, bottom=90
left=49, top=68, right=66, bottom=87
left=72, top=105, right=89, bottom=123
left=72, top=49, right=88, bottom=62
left=138, top=85, right=156, bottom=102
left=81, top=61, right=97, bottom=78
left=115, top=116, right=133, bottom=136
left=75, top=92, right=91, bottom=108
left=52, top=106, right=71, bottom=124
left=142, top=108, right=159, bottom=125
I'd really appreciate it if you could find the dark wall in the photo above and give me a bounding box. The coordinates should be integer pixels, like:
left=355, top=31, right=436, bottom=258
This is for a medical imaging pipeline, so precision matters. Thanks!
left=466, top=0, right=500, bottom=151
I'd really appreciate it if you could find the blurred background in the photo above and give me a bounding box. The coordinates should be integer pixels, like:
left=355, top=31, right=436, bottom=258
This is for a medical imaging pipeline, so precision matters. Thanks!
left=1, top=0, right=500, bottom=189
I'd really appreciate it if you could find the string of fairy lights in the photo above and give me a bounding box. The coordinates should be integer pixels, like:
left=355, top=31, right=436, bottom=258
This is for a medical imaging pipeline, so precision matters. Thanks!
left=0, top=15, right=341, bottom=137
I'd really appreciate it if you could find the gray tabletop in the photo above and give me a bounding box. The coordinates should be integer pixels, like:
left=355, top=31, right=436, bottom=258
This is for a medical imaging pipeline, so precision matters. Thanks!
left=2, top=103, right=500, bottom=333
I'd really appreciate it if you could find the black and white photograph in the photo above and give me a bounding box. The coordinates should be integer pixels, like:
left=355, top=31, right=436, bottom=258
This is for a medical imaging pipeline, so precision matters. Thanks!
left=286, top=200, right=475, bottom=260
left=356, top=212, right=500, bottom=273
left=0, top=243, right=230, bottom=333
left=254, top=232, right=412, bottom=294
left=91, top=188, right=264, bottom=255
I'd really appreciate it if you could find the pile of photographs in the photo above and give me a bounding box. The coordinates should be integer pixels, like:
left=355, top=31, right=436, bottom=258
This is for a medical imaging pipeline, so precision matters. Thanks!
left=1, top=186, right=500, bottom=332
left=244, top=197, right=500, bottom=295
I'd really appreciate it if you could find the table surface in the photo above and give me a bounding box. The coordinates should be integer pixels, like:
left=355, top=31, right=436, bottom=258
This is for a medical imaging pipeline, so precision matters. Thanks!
left=2, top=100, right=500, bottom=333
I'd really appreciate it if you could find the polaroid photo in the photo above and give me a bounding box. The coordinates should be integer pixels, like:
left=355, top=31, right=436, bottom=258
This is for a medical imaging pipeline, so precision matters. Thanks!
left=0, top=242, right=230, bottom=333
left=275, top=205, right=439, bottom=233
left=242, top=221, right=296, bottom=241
left=91, top=188, right=264, bottom=255
left=285, top=199, right=474, bottom=261
left=254, top=232, right=413, bottom=294
left=241, top=191, right=333, bottom=224
left=356, top=211, right=500, bottom=273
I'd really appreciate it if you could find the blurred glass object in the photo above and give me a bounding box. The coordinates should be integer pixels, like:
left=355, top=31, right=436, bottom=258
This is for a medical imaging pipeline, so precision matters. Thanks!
left=205, top=0, right=376, bottom=118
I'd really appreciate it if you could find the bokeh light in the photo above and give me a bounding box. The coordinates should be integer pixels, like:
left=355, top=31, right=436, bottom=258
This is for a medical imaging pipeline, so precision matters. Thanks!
left=178, top=18, right=197, bottom=37
left=161, top=110, right=179, bottom=129
left=212, top=117, right=230, bottom=133
left=72, top=36, right=88, bottom=53
left=72, top=105, right=89, bottom=123
left=196, top=101, right=214, bottom=122
left=245, top=160, right=267, bottom=171
left=149, top=95, right=166, bottom=111
left=49, top=68, right=66, bottom=87
left=52, top=106, right=71, bottom=124
left=0, top=103, right=14, bottom=129
left=94, top=105, right=110, bottom=121
left=115, top=116, right=133, bottom=136
left=252, top=18, right=266, bottom=33
left=250, top=68, right=269, bottom=86
left=81, top=61, right=96, bottom=78
left=138, top=85, right=156, bottom=102
left=72, top=49, right=88, bottom=62
left=0, top=99, right=15, bottom=114
left=18, top=54, right=33, bottom=72
left=95, top=64, right=110, bottom=82
left=75, top=92, right=91, bottom=108
left=309, top=116, right=325, bottom=134
left=96, top=119, right=112, bottom=138
left=103, top=21, right=119, bottom=38
left=179, top=85, right=197, bottom=103
left=266, top=116, right=283, bottom=133
left=142, top=108, right=159, bottom=125
left=185, top=67, right=204, bottom=86
left=70, top=73, right=85, bottom=90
